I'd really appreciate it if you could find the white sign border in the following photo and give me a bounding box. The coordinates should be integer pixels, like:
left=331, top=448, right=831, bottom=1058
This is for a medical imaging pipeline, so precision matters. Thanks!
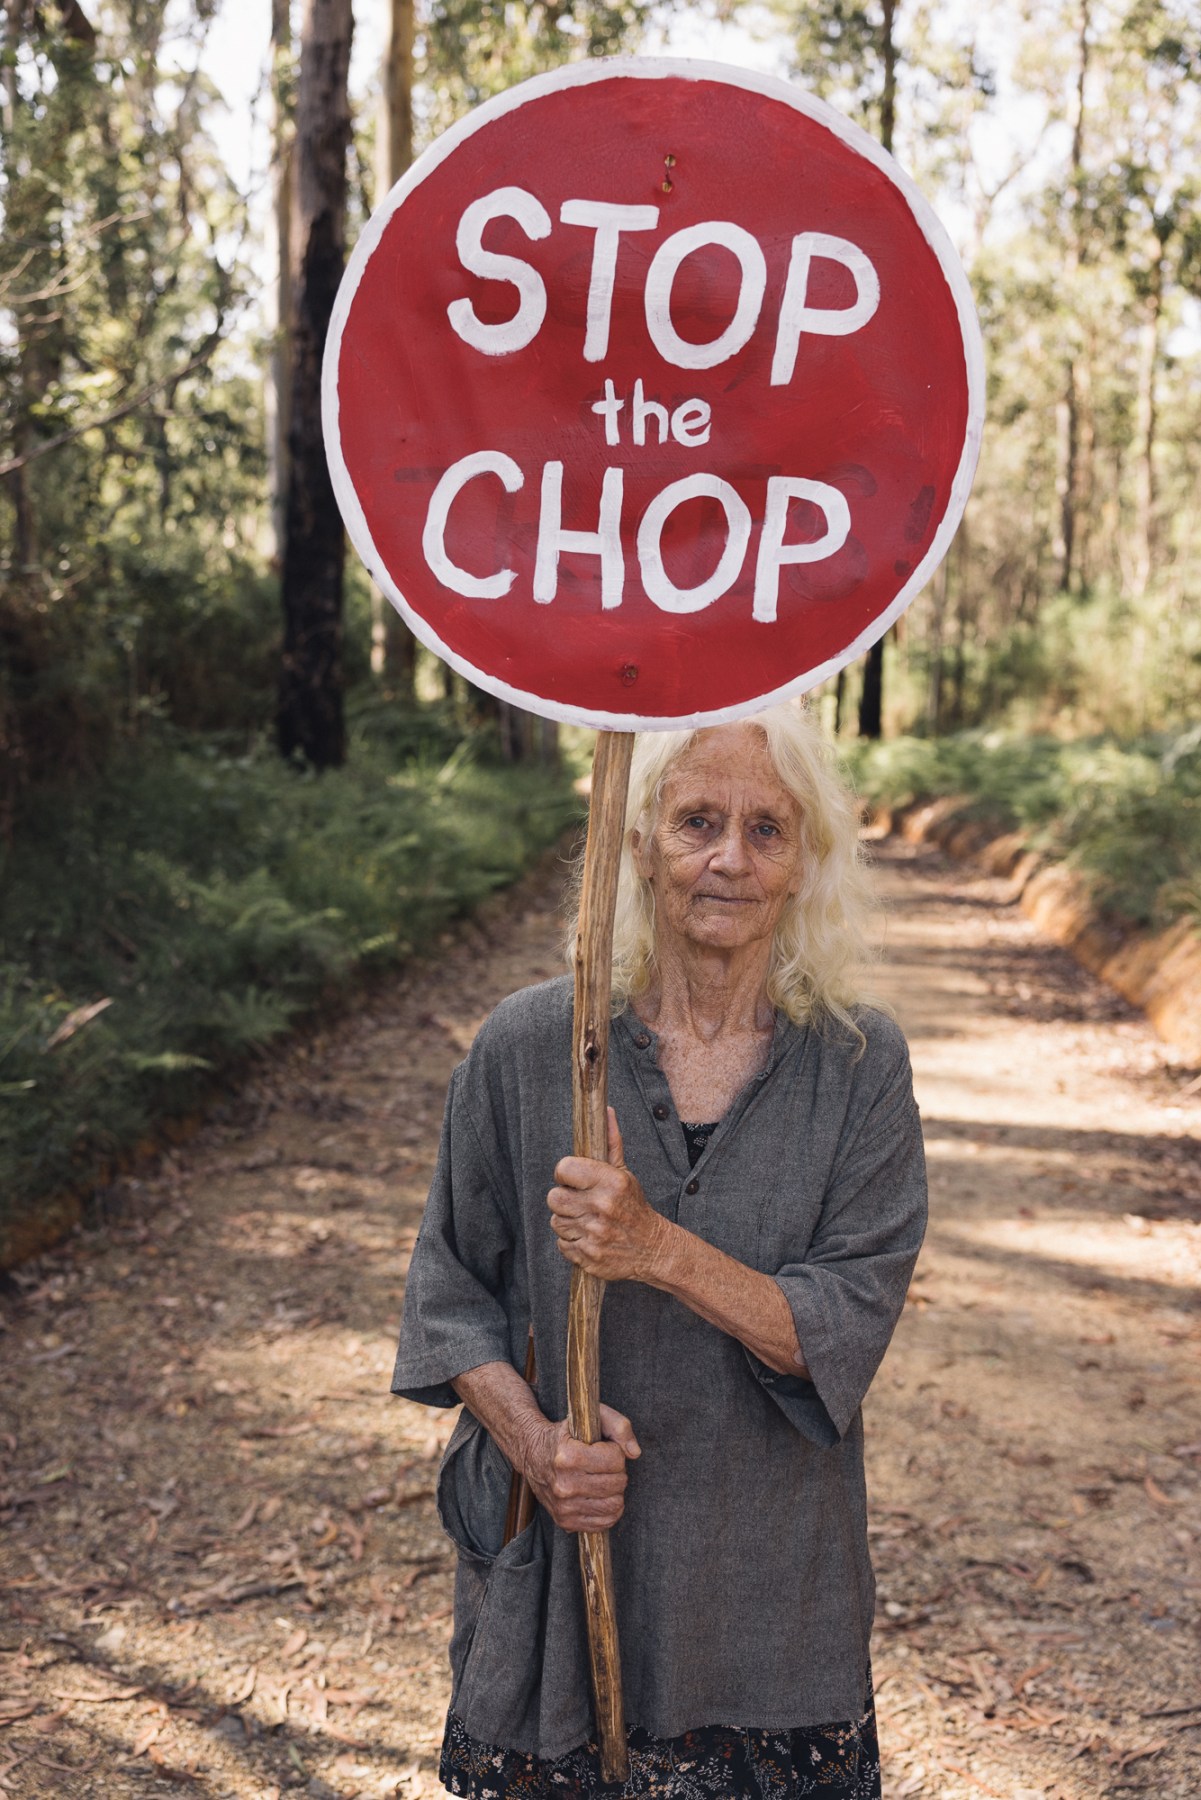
left=323, top=54, right=986, bottom=733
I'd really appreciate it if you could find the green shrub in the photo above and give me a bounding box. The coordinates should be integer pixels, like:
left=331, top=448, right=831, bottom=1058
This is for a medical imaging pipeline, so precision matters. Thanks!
left=0, top=709, right=581, bottom=1231
left=845, top=728, right=1201, bottom=930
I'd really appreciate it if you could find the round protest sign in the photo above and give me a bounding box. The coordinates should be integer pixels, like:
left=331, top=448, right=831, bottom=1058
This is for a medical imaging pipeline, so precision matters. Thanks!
left=324, top=58, right=984, bottom=730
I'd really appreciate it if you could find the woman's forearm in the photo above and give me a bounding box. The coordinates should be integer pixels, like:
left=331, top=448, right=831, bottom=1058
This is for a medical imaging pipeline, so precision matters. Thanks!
left=548, top=1119, right=810, bottom=1380
left=451, top=1360, right=550, bottom=1477
left=647, top=1221, right=810, bottom=1379
left=450, top=1360, right=641, bottom=1533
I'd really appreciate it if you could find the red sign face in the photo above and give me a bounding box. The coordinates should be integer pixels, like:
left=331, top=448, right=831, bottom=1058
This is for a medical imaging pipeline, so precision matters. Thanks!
left=325, top=59, right=983, bottom=729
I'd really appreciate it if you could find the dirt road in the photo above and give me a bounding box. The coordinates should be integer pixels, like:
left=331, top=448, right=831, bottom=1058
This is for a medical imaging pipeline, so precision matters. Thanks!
left=1, top=839, right=1198, bottom=1800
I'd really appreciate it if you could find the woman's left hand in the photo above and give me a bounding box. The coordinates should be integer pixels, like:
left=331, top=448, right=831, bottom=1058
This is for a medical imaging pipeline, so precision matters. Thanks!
left=548, top=1108, right=673, bottom=1283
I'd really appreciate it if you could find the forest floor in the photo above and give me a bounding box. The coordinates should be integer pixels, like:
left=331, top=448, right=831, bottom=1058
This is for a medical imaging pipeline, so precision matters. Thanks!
left=1, top=838, right=1199, bottom=1800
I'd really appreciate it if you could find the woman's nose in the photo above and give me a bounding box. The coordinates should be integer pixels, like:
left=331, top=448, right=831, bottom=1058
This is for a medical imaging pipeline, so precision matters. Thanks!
left=708, top=822, right=751, bottom=873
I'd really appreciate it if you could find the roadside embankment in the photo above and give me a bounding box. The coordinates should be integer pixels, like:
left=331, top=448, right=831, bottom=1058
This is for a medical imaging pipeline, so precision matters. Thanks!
left=845, top=730, right=1201, bottom=1066
left=862, top=770, right=1201, bottom=1064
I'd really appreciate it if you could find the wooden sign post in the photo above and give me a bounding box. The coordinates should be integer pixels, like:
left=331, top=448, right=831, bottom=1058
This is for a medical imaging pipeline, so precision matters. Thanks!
left=566, top=727, right=634, bottom=1777
left=324, top=55, right=984, bottom=1784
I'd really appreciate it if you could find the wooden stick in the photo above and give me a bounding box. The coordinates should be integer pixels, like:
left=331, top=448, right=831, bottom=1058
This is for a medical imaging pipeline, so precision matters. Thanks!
left=502, top=1329, right=538, bottom=1546
left=567, top=728, right=634, bottom=1785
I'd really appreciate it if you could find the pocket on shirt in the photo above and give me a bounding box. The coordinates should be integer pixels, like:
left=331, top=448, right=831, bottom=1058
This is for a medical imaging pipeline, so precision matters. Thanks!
left=437, top=1406, right=512, bottom=1558
left=453, top=1515, right=548, bottom=1743
left=436, top=1408, right=549, bottom=1744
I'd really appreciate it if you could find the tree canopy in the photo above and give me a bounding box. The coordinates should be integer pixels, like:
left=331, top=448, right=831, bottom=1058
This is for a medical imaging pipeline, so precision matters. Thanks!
left=1, top=0, right=1199, bottom=806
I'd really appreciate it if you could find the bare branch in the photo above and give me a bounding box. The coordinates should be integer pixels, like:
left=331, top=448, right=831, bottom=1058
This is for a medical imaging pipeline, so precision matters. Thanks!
left=1, top=210, right=151, bottom=304
left=0, top=343, right=218, bottom=477
left=0, top=245, right=41, bottom=300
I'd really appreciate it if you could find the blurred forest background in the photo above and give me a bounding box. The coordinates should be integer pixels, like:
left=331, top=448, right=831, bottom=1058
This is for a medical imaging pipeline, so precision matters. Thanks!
left=1, top=0, right=1199, bottom=1242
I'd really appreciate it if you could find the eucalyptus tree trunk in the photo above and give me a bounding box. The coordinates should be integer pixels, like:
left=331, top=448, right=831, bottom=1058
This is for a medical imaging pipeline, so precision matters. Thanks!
left=372, top=0, right=419, bottom=692
left=1054, top=0, right=1092, bottom=595
left=277, top=0, right=353, bottom=770
left=1130, top=240, right=1162, bottom=602
left=267, top=0, right=294, bottom=566
left=832, top=668, right=846, bottom=737
left=54, top=1, right=97, bottom=39
left=856, top=0, right=897, bottom=740
left=3, top=0, right=42, bottom=582
left=377, top=0, right=414, bottom=200
left=2, top=0, right=95, bottom=584
left=925, top=561, right=947, bottom=734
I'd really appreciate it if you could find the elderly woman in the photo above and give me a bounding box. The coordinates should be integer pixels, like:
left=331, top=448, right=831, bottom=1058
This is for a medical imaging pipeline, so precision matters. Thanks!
left=393, top=704, right=926, bottom=1800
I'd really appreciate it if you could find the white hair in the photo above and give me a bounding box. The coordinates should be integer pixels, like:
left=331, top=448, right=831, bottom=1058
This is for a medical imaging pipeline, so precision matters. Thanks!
left=568, top=703, right=878, bottom=1044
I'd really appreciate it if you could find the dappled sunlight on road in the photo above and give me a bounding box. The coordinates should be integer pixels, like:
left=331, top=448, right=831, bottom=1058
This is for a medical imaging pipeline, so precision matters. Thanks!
left=1, top=841, right=1198, bottom=1799
left=862, top=841, right=1200, bottom=1800
left=935, top=1210, right=1201, bottom=1293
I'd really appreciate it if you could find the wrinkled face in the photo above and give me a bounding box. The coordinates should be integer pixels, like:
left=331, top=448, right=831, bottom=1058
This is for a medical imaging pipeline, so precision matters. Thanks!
left=633, top=724, right=803, bottom=957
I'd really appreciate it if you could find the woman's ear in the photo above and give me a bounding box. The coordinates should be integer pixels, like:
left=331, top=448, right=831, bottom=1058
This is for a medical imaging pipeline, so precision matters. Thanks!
left=630, top=827, right=652, bottom=880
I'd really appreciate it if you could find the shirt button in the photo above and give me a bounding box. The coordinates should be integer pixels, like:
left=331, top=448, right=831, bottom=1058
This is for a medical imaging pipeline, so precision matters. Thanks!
left=634, top=1033, right=651, bottom=1049
left=652, top=1103, right=669, bottom=1120
left=685, top=1178, right=700, bottom=1195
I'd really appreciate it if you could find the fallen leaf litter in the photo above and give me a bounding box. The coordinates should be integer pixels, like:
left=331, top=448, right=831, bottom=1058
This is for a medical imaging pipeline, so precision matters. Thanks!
left=0, top=838, right=1198, bottom=1798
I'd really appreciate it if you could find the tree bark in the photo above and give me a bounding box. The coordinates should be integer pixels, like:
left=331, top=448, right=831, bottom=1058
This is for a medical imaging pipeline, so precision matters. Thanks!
left=856, top=0, right=897, bottom=741
left=879, top=0, right=897, bottom=153
left=4, top=0, right=37, bottom=580
left=39, top=0, right=97, bottom=43
left=277, top=0, right=353, bottom=770
left=925, top=561, right=947, bottom=734
left=267, top=0, right=294, bottom=567
left=1073, top=351, right=1095, bottom=591
left=372, top=0, right=419, bottom=692
left=377, top=0, right=414, bottom=198
left=1055, top=0, right=1091, bottom=595
left=3, top=0, right=93, bottom=583
left=1054, top=375, right=1078, bottom=593
left=1130, top=241, right=1162, bottom=601
left=948, top=520, right=969, bottom=726
left=857, top=636, right=884, bottom=739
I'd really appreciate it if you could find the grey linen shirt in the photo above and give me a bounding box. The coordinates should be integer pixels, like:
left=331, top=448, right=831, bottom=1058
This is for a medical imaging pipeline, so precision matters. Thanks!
left=392, top=975, right=927, bottom=1760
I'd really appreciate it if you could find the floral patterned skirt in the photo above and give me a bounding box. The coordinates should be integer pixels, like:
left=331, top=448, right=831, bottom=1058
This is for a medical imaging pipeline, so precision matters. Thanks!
left=439, top=1669, right=881, bottom=1800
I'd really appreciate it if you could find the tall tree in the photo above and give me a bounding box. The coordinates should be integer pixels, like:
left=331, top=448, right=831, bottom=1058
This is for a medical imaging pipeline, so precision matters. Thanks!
left=1052, top=0, right=1093, bottom=594
left=267, top=0, right=295, bottom=564
left=777, top=0, right=993, bottom=737
left=377, top=0, right=413, bottom=193
left=856, top=0, right=897, bottom=740
left=776, top=0, right=908, bottom=735
left=277, top=0, right=354, bottom=769
left=371, top=0, right=418, bottom=690
left=1, top=0, right=257, bottom=807
left=1111, top=0, right=1201, bottom=599
left=2, top=0, right=96, bottom=583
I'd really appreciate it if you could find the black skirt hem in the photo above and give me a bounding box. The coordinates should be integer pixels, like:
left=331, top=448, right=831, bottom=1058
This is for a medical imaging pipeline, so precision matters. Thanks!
left=439, top=1667, right=881, bottom=1799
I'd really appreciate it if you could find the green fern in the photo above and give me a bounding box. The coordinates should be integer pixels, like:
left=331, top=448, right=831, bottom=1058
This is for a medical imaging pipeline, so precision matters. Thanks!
left=0, top=715, right=582, bottom=1237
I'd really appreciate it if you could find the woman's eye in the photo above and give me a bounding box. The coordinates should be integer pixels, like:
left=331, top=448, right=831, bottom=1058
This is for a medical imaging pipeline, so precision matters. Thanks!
left=684, top=815, right=709, bottom=831
left=754, top=822, right=780, bottom=838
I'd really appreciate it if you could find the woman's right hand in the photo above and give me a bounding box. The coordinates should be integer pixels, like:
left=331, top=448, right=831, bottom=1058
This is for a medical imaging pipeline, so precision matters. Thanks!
left=522, top=1405, right=641, bottom=1533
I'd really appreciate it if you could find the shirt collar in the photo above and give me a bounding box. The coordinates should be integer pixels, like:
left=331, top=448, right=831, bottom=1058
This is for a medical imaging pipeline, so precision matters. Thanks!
left=615, top=1002, right=803, bottom=1079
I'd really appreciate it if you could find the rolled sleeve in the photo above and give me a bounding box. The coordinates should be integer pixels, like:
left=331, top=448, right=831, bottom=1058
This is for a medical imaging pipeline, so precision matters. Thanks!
left=749, top=1069, right=927, bottom=1445
left=743, top=1356, right=839, bottom=1447
left=392, top=1065, right=516, bottom=1409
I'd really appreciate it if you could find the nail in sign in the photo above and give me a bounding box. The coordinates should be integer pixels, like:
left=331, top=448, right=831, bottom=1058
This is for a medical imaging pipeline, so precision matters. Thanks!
left=324, top=59, right=984, bottom=730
